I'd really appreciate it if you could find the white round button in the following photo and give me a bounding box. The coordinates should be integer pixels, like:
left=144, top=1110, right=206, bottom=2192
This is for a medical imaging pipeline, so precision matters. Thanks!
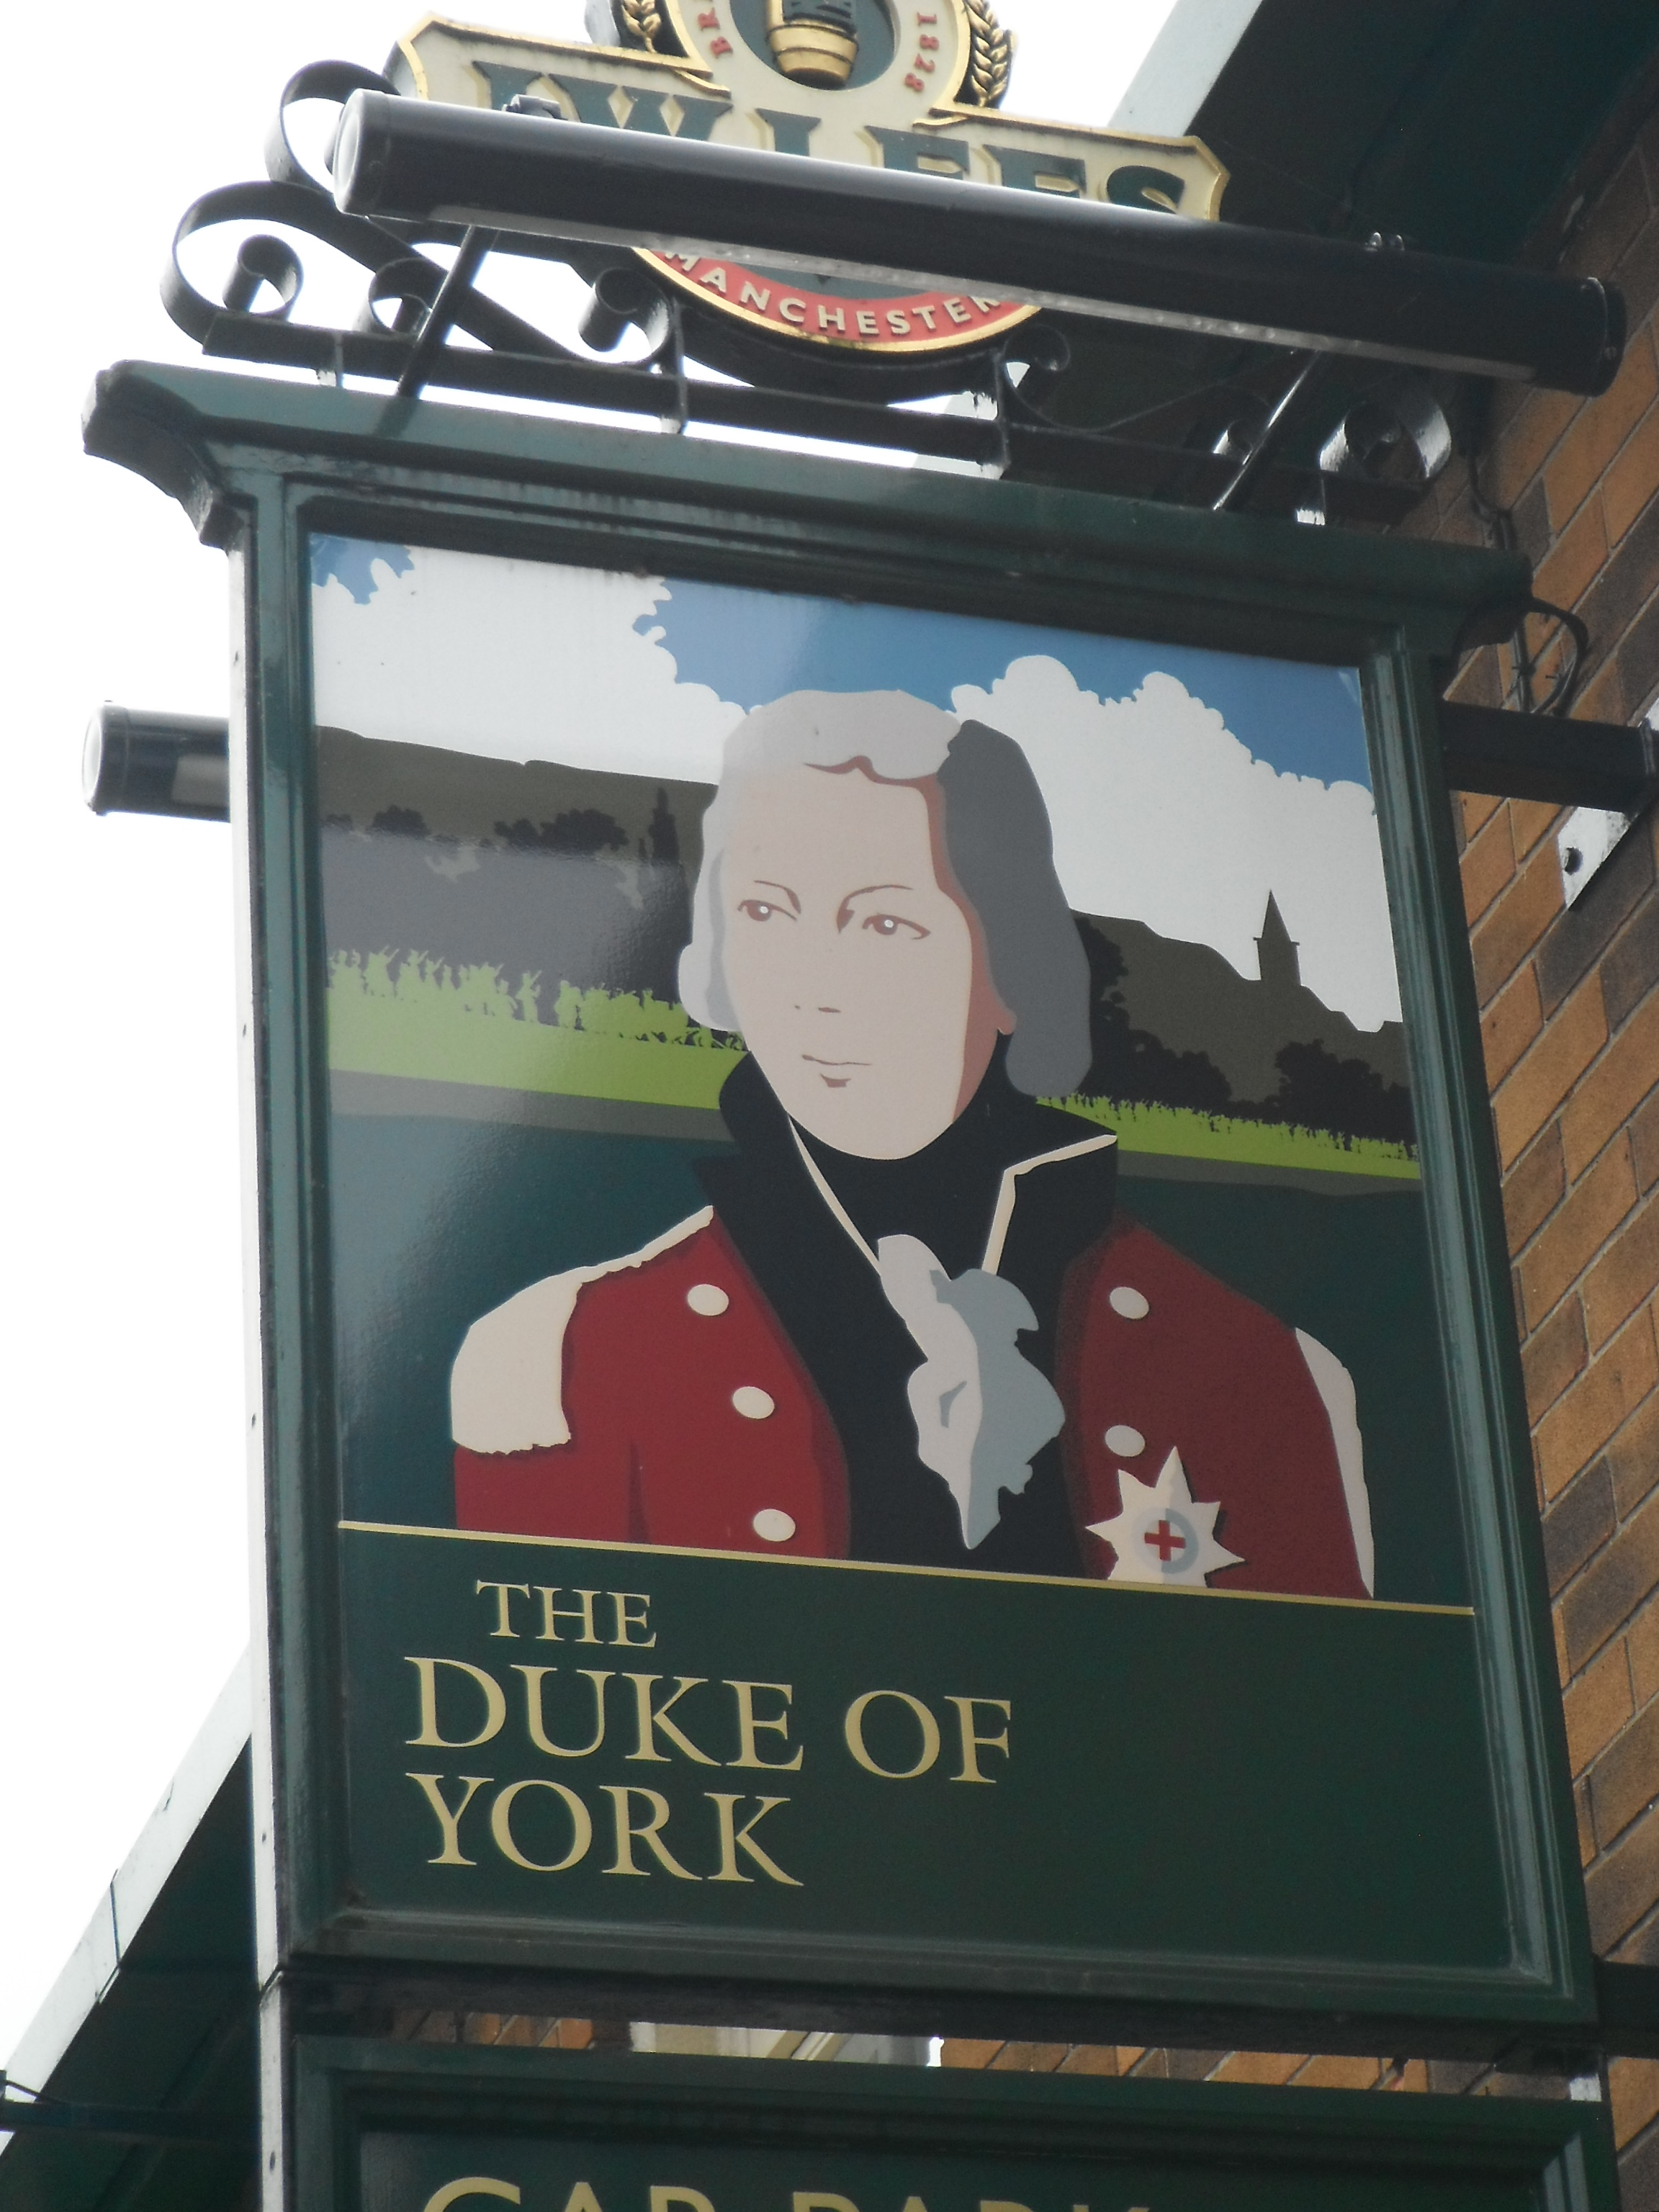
left=1104, top=1424, right=1146, bottom=1457
left=732, top=1385, right=775, bottom=1420
left=686, top=1282, right=729, bottom=1316
left=752, top=1509, right=796, bottom=1543
left=1108, top=1285, right=1151, bottom=1320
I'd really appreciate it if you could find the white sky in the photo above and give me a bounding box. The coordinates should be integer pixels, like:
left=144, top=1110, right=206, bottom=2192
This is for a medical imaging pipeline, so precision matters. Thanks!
left=0, top=0, right=1182, bottom=2065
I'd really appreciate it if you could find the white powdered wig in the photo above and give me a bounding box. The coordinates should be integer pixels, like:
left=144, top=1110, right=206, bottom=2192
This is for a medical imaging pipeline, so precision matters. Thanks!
left=678, top=689, right=1092, bottom=1098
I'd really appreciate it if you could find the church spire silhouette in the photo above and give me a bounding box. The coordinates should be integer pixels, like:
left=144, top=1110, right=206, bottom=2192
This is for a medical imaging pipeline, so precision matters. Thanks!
left=1256, top=893, right=1301, bottom=992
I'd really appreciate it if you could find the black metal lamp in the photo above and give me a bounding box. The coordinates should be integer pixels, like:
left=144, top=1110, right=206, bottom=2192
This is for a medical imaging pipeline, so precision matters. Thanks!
left=84, top=706, right=230, bottom=822
left=330, top=91, right=1624, bottom=396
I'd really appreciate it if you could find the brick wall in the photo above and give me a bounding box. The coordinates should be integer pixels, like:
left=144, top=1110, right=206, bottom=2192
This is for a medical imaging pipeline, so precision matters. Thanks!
left=1389, top=90, right=1659, bottom=2208
left=393, top=2010, right=616, bottom=2048
left=938, top=2041, right=1427, bottom=2091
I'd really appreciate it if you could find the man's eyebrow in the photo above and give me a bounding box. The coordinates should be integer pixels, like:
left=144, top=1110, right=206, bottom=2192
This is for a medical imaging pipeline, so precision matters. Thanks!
left=748, top=878, right=801, bottom=911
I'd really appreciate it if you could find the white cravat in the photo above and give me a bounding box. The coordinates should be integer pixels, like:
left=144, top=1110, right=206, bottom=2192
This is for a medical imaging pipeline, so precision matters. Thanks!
left=873, top=1233, right=1065, bottom=1549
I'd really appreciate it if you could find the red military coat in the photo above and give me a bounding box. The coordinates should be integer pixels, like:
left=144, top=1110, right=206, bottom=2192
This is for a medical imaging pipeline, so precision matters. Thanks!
left=451, top=1203, right=1372, bottom=1600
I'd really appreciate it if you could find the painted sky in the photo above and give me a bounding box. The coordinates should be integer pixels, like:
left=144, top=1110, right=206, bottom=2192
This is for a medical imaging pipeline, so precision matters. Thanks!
left=649, top=575, right=1372, bottom=793
left=313, top=542, right=1401, bottom=1029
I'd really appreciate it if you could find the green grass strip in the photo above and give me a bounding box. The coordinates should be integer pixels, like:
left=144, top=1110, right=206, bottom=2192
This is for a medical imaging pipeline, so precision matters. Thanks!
left=329, top=988, right=737, bottom=1111
left=1052, top=1093, right=1419, bottom=1180
left=327, top=955, right=1419, bottom=1179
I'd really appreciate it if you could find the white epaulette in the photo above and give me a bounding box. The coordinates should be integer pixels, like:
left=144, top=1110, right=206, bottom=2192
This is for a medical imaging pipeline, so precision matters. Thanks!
left=450, top=1208, right=713, bottom=1454
left=1295, top=1328, right=1374, bottom=1595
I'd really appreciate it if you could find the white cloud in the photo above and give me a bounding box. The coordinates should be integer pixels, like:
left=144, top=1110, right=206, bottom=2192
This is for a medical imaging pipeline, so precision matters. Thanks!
left=951, top=658, right=1402, bottom=1031
left=312, top=546, right=743, bottom=781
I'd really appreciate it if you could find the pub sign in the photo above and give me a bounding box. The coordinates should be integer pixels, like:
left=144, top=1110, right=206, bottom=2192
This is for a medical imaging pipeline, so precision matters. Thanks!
left=88, top=326, right=1585, bottom=2042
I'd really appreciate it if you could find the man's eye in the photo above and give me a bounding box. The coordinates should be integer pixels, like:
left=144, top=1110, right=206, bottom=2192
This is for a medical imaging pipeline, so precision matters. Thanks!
left=865, top=913, right=926, bottom=939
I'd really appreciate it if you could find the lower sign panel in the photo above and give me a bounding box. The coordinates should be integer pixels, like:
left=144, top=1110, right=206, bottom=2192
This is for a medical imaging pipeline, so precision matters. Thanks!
left=338, top=1521, right=1502, bottom=2005
left=294, top=2044, right=1615, bottom=2212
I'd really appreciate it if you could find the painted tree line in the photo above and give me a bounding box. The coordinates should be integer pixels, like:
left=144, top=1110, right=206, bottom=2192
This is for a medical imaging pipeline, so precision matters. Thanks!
left=321, top=797, right=1413, bottom=1146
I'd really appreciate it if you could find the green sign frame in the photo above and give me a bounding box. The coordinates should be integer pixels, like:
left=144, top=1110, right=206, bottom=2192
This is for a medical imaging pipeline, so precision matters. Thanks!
left=290, top=2041, right=1617, bottom=2212
left=86, top=360, right=1590, bottom=2054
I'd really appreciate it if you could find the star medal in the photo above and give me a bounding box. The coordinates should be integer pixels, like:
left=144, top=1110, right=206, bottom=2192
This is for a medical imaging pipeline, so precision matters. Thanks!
left=1088, top=1447, right=1244, bottom=1587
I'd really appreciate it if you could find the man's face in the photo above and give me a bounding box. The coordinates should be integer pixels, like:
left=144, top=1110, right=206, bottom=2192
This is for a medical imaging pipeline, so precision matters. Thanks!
left=719, top=763, right=1011, bottom=1159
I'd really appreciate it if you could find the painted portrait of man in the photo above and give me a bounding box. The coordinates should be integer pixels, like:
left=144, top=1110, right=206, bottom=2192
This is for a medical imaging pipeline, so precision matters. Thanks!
left=449, top=689, right=1373, bottom=1598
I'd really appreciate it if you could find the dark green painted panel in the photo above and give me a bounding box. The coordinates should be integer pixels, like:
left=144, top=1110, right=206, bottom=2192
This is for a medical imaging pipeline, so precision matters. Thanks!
left=0, top=1755, right=256, bottom=2212
left=339, top=1521, right=1503, bottom=1979
left=331, top=1118, right=727, bottom=1532
left=1124, top=1181, right=1465, bottom=1608
left=359, top=2122, right=1557, bottom=2212
left=296, top=2045, right=1619, bottom=2212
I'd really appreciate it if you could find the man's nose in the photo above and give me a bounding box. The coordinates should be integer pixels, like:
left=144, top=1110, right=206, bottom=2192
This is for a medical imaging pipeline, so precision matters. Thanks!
left=790, top=929, right=845, bottom=1011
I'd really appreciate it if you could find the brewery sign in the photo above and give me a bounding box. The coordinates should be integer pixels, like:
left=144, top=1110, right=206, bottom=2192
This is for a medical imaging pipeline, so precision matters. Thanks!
left=389, top=2, right=1227, bottom=355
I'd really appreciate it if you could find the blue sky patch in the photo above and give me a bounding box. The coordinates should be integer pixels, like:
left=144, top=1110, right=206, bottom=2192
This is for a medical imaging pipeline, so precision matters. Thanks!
left=312, top=536, right=414, bottom=606
left=649, top=575, right=1372, bottom=791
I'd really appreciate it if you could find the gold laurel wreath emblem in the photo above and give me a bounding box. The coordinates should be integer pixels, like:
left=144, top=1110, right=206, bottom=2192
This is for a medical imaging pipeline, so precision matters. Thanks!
left=962, top=0, right=1012, bottom=107
left=619, top=0, right=667, bottom=51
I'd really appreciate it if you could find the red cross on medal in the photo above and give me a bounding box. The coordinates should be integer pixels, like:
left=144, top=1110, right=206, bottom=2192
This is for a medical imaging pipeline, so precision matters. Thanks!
left=1087, top=1448, right=1244, bottom=1587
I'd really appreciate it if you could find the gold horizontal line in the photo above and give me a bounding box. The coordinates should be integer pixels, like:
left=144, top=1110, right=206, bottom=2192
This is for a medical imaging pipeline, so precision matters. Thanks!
left=337, top=1520, right=1475, bottom=1617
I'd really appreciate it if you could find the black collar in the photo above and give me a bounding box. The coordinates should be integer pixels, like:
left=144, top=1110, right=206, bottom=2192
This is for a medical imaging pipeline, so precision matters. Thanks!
left=698, top=1053, right=1117, bottom=1575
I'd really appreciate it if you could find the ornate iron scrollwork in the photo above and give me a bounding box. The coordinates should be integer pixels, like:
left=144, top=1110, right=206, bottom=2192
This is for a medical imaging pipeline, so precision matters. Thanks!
left=156, top=59, right=1447, bottom=525
left=163, top=67, right=611, bottom=388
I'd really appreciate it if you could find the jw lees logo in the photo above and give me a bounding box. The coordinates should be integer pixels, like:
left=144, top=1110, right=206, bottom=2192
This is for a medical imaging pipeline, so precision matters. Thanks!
left=392, top=4, right=1228, bottom=355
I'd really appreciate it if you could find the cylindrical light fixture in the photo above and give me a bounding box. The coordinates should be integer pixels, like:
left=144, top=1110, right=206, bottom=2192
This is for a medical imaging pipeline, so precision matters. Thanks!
left=331, top=91, right=1624, bottom=396
left=84, top=706, right=230, bottom=822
